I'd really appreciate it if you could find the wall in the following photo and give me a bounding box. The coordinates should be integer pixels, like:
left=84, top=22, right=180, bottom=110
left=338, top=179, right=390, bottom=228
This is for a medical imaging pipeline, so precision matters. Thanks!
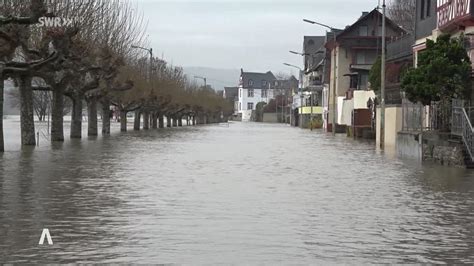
left=396, top=132, right=423, bottom=161
left=353, top=90, right=375, bottom=109
left=376, top=106, right=403, bottom=148
left=340, top=98, right=354, bottom=126
left=262, top=113, right=278, bottom=123
left=415, top=0, right=437, bottom=40
left=298, top=106, right=323, bottom=114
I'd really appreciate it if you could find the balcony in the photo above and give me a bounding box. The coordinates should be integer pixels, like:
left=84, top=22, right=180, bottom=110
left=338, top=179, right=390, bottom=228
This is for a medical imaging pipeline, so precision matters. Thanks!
left=437, top=0, right=474, bottom=31
left=387, top=34, right=415, bottom=61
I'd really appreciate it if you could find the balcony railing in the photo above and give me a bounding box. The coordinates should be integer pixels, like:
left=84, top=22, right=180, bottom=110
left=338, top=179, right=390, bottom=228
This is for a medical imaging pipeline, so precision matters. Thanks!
left=387, top=34, right=414, bottom=61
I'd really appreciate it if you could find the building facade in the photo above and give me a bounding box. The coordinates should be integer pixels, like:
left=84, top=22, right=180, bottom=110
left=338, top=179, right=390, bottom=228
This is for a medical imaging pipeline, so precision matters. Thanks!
left=327, top=9, right=405, bottom=131
left=237, top=69, right=297, bottom=121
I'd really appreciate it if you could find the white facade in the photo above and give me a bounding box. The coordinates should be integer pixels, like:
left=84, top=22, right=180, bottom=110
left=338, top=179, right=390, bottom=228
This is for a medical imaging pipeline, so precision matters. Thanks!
left=238, top=86, right=276, bottom=121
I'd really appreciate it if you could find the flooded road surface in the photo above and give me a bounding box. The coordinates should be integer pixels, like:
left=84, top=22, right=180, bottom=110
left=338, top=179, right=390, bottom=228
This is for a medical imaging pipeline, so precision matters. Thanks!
left=0, top=120, right=473, bottom=263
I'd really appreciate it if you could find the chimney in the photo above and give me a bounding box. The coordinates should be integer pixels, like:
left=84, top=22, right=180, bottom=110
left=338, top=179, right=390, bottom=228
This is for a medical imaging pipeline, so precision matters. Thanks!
left=361, top=11, right=369, bottom=18
left=241, top=68, right=243, bottom=74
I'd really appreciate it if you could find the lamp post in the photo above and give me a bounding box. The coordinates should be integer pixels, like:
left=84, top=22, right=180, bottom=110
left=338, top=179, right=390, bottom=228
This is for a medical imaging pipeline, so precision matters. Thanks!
left=380, top=0, right=386, bottom=150
left=131, top=45, right=154, bottom=129
left=194, top=76, right=207, bottom=89
left=131, top=45, right=153, bottom=82
left=303, top=19, right=337, bottom=136
left=283, top=63, right=303, bottom=127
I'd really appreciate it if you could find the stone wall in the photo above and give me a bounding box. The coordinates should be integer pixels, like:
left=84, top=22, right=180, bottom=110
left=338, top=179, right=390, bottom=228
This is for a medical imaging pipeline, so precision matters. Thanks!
left=396, top=131, right=422, bottom=161
left=423, top=141, right=466, bottom=168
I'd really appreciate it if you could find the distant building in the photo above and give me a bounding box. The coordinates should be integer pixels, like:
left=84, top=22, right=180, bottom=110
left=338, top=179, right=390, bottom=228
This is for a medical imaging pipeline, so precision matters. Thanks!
left=237, top=69, right=297, bottom=121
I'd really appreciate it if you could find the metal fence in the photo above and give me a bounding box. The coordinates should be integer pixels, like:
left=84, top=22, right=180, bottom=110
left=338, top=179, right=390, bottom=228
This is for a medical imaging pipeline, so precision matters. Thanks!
left=401, top=99, right=452, bottom=132
left=402, top=99, right=425, bottom=132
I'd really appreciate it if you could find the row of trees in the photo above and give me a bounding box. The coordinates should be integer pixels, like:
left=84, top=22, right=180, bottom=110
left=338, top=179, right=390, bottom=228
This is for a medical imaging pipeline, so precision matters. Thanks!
left=0, top=0, right=233, bottom=152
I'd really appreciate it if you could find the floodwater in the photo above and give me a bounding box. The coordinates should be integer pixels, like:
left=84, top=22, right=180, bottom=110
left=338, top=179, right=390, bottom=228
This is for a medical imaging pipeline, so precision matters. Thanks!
left=0, top=117, right=473, bottom=264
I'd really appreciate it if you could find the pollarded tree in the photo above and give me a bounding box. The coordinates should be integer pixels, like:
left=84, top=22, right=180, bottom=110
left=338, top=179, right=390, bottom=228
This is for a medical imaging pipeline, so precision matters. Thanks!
left=401, top=34, right=471, bottom=106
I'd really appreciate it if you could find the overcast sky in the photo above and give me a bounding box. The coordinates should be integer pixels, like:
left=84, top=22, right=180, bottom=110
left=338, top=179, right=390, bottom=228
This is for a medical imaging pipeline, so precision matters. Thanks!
left=134, top=0, right=380, bottom=77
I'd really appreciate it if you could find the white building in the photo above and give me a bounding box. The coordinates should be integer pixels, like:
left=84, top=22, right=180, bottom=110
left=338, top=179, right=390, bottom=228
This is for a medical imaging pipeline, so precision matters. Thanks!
left=237, top=69, right=277, bottom=121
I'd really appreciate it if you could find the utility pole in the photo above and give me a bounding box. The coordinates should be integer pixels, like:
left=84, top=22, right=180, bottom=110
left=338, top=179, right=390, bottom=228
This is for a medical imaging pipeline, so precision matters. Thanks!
left=380, top=0, right=386, bottom=150
left=331, top=31, right=337, bottom=136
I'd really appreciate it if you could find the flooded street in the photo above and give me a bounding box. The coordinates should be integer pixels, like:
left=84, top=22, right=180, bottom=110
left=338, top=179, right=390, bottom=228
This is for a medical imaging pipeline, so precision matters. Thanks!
left=0, top=120, right=473, bottom=263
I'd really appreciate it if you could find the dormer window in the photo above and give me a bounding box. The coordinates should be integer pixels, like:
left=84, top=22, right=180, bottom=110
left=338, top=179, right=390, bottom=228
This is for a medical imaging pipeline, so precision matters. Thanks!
left=248, top=79, right=254, bottom=87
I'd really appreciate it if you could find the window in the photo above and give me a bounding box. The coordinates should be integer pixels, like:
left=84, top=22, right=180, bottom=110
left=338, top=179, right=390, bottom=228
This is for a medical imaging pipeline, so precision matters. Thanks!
left=426, top=0, right=431, bottom=17
left=356, top=52, right=366, bottom=64
left=239, top=102, right=241, bottom=110
left=248, top=79, right=254, bottom=87
left=359, top=25, right=368, bottom=36
left=247, top=102, right=254, bottom=110
left=420, top=0, right=425, bottom=20
left=262, top=80, right=267, bottom=87
left=239, top=88, right=241, bottom=98
left=262, top=89, right=268, bottom=98
left=360, top=74, right=369, bottom=90
left=248, top=89, right=254, bottom=97
left=308, top=39, right=315, bottom=46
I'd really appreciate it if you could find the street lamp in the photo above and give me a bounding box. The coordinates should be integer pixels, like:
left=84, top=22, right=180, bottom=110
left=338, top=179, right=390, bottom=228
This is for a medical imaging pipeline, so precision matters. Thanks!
left=131, top=45, right=153, bottom=82
left=283, top=63, right=304, bottom=128
left=131, top=45, right=154, bottom=129
left=194, top=76, right=207, bottom=88
left=289, top=50, right=324, bottom=56
left=303, top=18, right=337, bottom=136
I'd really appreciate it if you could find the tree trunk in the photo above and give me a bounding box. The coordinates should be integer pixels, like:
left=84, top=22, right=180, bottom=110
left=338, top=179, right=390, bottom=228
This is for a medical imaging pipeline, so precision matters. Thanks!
left=158, top=113, right=164, bottom=128
left=19, top=75, right=36, bottom=145
left=143, top=111, right=150, bottom=130
left=167, top=115, right=172, bottom=127
left=0, top=77, right=4, bottom=152
left=151, top=112, right=158, bottom=129
left=173, top=117, right=178, bottom=127
left=178, top=116, right=183, bottom=126
left=102, top=99, right=111, bottom=135
left=87, top=97, right=98, bottom=136
left=120, top=109, right=127, bottom=132
left=192, top=116, right=196, bottom=125
left=51, top=87, right=64, bottom=141
left=134, top=110, right=141, bottom=131
left=70, top=95, right=83, bottom=139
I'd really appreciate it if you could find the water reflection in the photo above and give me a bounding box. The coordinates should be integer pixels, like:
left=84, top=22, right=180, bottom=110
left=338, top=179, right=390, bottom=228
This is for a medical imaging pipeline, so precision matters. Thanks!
left=0, top=122, right=473, bottom=263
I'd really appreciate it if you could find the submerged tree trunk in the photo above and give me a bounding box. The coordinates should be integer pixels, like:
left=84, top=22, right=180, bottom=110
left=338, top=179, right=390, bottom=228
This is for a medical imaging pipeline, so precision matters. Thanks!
left=19, top=75, right=36, bottom=146
left=87, top=97, right=98, bottom=136
left=151, top=112, right=158, bottom=129
left=51, top=87, right=64, bottom=141
left=70, top=95, right=83, bottom=139
left=134, top=110, right=141, bottom=131
left=143, top=111, right=150, bottom=130
left=158, top=113, right=164, bottom=128
left=0, top=77, right=4, bottom=152
left=102, top=99, right=111, bottom=135
left=120, top=109, right=127, bottom=132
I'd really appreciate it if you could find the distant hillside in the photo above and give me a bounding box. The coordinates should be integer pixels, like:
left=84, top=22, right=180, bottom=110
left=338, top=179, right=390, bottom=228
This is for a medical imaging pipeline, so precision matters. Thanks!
left=183, top=66, right=241, bottom=91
